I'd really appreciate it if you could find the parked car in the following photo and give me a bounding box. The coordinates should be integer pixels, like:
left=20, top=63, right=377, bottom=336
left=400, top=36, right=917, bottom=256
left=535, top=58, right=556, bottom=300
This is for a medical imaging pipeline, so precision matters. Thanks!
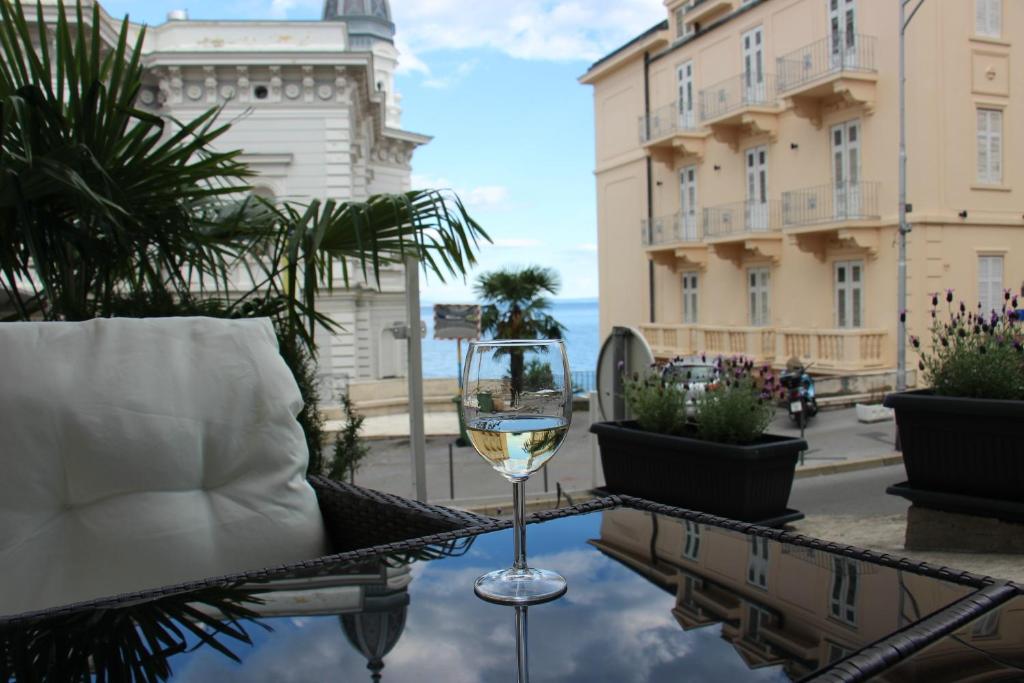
left=661, top=357, right=719, bottom=415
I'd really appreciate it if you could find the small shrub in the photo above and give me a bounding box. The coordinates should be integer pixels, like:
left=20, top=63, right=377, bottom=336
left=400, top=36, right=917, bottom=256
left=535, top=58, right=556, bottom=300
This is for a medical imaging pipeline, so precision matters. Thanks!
left=523, top=359, right=555, bottom=392
left=328, top=395, right=370, bottom=482
left=694, top=357, right=776, bottom=445
left=623, top=369, right=689, bottom=435
left=911, top=289, right=1024, bottom=400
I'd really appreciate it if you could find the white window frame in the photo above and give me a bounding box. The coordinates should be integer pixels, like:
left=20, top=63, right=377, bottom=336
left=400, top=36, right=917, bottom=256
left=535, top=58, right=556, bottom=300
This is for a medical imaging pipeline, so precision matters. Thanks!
left=829, top=0, right=858, bottom=67
left=682, top=520, right=701, bottom=560
left=682, top=271, right=699, bottom=324
left=975, top=0, right=1001, bottom=38
left=748, top=267, right=771, bottom=327
left=831, top=119, right=861, bottom=218
left=680, top=164, right=698, bottom=239
left=830, top=557, right=859, bottom=625
left=675, top=7, right=686, bottom=38
left=747, top=536, right=770, bottom=589
left=741, top=26, right=766, bottom=103
left=978, top=254, right=1004, bottom=313
left=835, top=260, right=864, bottom=329
left=977, top=108, right=1003, bottom=185
left=745, top=145, right=769, bottom=231
left=677, top=61, right=695, bottom=129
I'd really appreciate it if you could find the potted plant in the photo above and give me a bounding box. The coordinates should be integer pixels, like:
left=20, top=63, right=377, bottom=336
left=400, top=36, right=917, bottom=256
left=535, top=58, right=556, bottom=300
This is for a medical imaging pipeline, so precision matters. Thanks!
left=590, top=357, right=806, bottom=523
left=884, top=289, right=1024, bottom=503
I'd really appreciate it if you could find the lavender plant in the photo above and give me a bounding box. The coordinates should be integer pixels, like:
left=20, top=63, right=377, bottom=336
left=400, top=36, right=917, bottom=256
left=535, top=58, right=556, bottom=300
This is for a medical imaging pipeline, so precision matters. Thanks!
left=909, top=288, right=1024, bottom=400
left=623, top=356, right=782, bottom=444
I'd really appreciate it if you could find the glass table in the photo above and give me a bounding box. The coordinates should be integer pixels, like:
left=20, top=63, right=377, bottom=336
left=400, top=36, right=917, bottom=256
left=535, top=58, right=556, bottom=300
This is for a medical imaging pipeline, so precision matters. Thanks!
left=1, top=498, right=1019, bottom=682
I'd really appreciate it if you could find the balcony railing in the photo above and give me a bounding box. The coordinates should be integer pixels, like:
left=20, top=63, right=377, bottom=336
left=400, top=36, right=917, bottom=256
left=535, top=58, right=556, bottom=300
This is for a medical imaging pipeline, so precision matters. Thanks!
left=699, top=73, right=777, bottom=122
left=640, top=323, right=888, bottom=372
left=703, top=200, right=781, bottom=238
left=639, top=102, right=699, bottom=144
left=642, top=212, right=702, bottom=246
left=781, top=181, right=880, bottom=228
left=777, top=34, right=877, bottom=93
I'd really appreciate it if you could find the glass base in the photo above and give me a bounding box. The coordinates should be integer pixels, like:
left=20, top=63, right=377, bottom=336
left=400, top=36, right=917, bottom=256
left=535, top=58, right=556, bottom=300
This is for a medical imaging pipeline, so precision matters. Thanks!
left=474, top=567, right=567, bottom=605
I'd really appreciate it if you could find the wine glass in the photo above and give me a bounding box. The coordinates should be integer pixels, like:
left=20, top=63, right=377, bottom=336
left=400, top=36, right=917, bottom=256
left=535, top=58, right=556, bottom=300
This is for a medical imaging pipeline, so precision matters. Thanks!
left=462, top=339, right=572, bottom=605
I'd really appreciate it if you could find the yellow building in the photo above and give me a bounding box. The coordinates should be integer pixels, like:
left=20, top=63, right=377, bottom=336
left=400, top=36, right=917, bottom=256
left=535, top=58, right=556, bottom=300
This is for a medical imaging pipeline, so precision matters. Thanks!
left=581, top=0, right=1022, bottom=377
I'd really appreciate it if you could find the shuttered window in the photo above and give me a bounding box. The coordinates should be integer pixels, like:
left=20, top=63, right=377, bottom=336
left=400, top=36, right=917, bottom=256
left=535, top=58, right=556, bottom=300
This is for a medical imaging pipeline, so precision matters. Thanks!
left=977, top=109, right=1003, bottom=184
left=978, top=255, right=1004, bottom=313
left=975, top=0, right=1001, bottom=38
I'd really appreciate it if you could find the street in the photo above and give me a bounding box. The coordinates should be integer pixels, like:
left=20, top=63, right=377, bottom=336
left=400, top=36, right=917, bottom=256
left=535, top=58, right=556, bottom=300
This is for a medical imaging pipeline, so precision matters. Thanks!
left=353, top=405, right=898, bottom=506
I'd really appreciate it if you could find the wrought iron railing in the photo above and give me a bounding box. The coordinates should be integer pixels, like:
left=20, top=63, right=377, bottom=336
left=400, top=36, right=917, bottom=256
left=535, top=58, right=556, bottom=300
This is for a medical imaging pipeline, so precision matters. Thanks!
left=571, top=370, right=596, bottom=395
left=641, top=212, right=703, bottom=246
left=702, top=200, right=781, bottom=237
left=699, top=73, right=777, bottom=121
left=776, top=34, right=877, bottom=93
left=781, top=181, right=880, bottom=228
left=639, top=102, right=700, bottom=143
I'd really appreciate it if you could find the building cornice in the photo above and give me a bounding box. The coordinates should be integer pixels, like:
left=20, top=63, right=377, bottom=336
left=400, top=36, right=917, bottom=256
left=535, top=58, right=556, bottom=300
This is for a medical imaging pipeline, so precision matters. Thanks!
left=580, top=21, right=669, bottom=84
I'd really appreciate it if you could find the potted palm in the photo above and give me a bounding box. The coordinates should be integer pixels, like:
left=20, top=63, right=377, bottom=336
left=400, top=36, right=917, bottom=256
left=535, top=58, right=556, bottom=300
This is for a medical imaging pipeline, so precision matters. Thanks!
left=884, top=290, right=1024, bottom=505
left=590, top=357, right=805, bottom=524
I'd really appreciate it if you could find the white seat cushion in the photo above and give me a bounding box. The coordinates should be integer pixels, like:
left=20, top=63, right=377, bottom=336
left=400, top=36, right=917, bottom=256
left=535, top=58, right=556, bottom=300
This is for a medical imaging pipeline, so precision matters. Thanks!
left=0, top=317, right=328, bottom=616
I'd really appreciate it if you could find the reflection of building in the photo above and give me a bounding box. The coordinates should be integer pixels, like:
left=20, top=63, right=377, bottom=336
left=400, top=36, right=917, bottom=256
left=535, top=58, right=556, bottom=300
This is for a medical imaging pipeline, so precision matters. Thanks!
left=581, top=1, right=1023, bottom=377
left=591, top=507, right=1022, bottom=681
left=34, top=0, right=428, bottom=392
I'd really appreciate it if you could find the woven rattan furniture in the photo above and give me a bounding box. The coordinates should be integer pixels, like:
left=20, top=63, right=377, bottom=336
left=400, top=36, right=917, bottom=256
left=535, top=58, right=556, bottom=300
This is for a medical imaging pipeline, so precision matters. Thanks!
left=1, top=495, right=1020, bottom=682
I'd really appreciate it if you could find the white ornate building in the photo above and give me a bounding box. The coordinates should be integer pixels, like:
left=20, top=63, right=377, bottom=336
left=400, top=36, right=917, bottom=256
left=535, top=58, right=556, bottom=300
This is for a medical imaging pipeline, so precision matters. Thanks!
left=43, top=0, right=428, bottom=396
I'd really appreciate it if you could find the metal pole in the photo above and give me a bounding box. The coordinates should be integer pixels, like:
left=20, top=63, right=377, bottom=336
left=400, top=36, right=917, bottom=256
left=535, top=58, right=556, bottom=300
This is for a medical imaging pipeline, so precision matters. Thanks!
left=448, top=442, right=455, bottom=500
left=897, top=0, right=908, bottom=392
left=405, top=255, right=428, bottom=502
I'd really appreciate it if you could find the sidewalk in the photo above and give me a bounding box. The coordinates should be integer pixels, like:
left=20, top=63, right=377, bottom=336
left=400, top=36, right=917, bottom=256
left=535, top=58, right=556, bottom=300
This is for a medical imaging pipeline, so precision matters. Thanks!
left=348, top=406, right=900, bottom=508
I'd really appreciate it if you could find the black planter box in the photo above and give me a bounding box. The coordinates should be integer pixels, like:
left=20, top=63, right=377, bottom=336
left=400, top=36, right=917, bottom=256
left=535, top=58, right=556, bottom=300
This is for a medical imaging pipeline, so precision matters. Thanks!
left=884, top=390, right=1024, bottom=502
left=589, top=421, right=805, bottom=522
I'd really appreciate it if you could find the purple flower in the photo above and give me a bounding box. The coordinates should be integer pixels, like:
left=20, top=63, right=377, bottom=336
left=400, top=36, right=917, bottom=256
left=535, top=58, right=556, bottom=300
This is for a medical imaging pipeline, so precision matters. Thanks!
left=946, top=289, right=954, bottom=303
left=960, top=301, right=966, bottom=314
left=899, top=310, right=906, bottom=323
left=1006, top=289, right=1013, bottom=301
left=932, top=293, right=939, bottom=307
left=918, top=360, right=925, bottom=370
left=910, top=336, right=920, bottom=349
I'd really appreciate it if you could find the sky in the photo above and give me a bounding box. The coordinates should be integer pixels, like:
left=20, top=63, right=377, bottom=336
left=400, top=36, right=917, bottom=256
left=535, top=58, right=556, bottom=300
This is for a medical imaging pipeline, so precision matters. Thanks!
left=98, top=0, right=668, bottom=302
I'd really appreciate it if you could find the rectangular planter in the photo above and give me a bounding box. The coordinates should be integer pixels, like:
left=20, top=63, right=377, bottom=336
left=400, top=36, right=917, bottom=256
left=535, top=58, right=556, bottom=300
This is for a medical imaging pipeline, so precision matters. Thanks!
left=884, top=390, right=1024, bottom=502
left=589, top=421, right=805, bottom=522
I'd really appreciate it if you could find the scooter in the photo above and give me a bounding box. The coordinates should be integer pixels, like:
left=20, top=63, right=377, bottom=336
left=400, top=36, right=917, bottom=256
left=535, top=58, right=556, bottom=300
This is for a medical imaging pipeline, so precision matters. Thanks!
left=780, top=364, right=818, bottom=429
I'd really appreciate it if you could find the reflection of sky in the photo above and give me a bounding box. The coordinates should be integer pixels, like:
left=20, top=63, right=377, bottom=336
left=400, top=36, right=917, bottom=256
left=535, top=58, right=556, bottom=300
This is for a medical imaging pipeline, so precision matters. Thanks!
left=169, top=513, right=791, bottom=682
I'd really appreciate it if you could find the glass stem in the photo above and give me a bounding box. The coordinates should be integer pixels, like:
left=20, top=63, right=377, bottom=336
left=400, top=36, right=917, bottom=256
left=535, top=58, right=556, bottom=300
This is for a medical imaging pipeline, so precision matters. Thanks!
left=512, top=479, right=527, bottom=571
left=515, top=606, right=530, bottom=683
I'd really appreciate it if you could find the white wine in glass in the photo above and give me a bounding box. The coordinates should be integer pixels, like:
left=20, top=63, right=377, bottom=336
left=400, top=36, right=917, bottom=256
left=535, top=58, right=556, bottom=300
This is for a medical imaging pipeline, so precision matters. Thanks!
left=462, top=339, right=571, bottom=605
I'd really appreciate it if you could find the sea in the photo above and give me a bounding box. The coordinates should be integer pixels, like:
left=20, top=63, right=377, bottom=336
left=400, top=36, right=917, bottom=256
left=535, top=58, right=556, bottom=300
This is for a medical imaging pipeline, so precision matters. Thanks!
left=420, top=299, right=600, bottom=378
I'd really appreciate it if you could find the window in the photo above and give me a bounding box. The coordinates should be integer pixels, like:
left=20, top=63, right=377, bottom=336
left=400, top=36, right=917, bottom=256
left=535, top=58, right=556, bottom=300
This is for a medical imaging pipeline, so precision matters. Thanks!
left=835, top=261, right=863, bottom=328
left=745, top=145, right=769, bottom=230
left=682, top=272, right=699, bottom=324
left=748, top=267, right=771, bottom=326
left=677, top=62, right=695, bottom=129
left=976, top=0, right=1001, bottom=37
left=680, top=164, right=698, bottom=237
left=675, top=7, right=686, bottom=38
left=682, top=520, right=701, bottom=560
left=978, top=255, right=1004, bottom=313
left=747, top=536, right=770, bottom=588
left=830, top=557, right=859, bottom=625
left=977, top=109, right=1003, bottom=184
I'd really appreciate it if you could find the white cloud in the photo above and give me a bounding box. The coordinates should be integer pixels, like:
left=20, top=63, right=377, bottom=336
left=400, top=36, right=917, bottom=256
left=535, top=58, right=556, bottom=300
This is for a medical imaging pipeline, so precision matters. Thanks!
left=492, top=238, right=541, bottom=248
left=573, top=242, right=598, bottom=252
left=421, top=59, right=478, bottom=89
left=411, top=174, right=510, bottom=211
left=392, top=0, right=666, bottom=64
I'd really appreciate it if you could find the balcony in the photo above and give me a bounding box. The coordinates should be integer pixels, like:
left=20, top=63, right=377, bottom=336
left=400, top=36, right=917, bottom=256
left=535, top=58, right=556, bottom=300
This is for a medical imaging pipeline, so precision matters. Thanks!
left=639, top=324, right=889, bottom=373
left=641, top=212, right=708, bottom=270
left=781, top=182, right=882, bottom=259
left=776, top=35, right=878, bottom=125
left=639, top=102, right=709, bottom=163
left=702, top=200, right=782, bottom=264
left=699, top=74, right=780, bottom=148
left=684, top=0, right=734, bottom=27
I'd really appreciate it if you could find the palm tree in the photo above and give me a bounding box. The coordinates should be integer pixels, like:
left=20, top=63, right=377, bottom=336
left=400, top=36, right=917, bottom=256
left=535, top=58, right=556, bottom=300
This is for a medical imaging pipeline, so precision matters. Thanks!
left=0, top=0, right=489, bottom=471
left=475, top=266, right=566, bottom=395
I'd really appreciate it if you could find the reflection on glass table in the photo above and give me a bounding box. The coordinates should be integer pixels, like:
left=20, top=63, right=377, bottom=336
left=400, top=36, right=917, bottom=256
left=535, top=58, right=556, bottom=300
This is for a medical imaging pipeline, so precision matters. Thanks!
left=0, top=505, right=1016, bottom=682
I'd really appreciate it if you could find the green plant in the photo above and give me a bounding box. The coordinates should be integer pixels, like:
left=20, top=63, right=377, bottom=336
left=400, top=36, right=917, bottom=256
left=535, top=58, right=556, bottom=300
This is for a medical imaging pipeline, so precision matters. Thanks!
left=694, top=357, right=777, bottom=444
left=522, top=359, right=555, bottom=392
left=623, top=370, right=689, bottom=435
left=624, top=357, right=779, bottom=444
left=910, top=289, right=1024, bottom=400
left=328, top=394, right=370, bottom=483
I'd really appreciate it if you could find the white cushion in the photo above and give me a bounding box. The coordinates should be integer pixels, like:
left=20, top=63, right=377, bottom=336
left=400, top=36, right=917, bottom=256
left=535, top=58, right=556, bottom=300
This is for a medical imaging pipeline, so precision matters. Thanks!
left=0, top=317, right=328, bottom=616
